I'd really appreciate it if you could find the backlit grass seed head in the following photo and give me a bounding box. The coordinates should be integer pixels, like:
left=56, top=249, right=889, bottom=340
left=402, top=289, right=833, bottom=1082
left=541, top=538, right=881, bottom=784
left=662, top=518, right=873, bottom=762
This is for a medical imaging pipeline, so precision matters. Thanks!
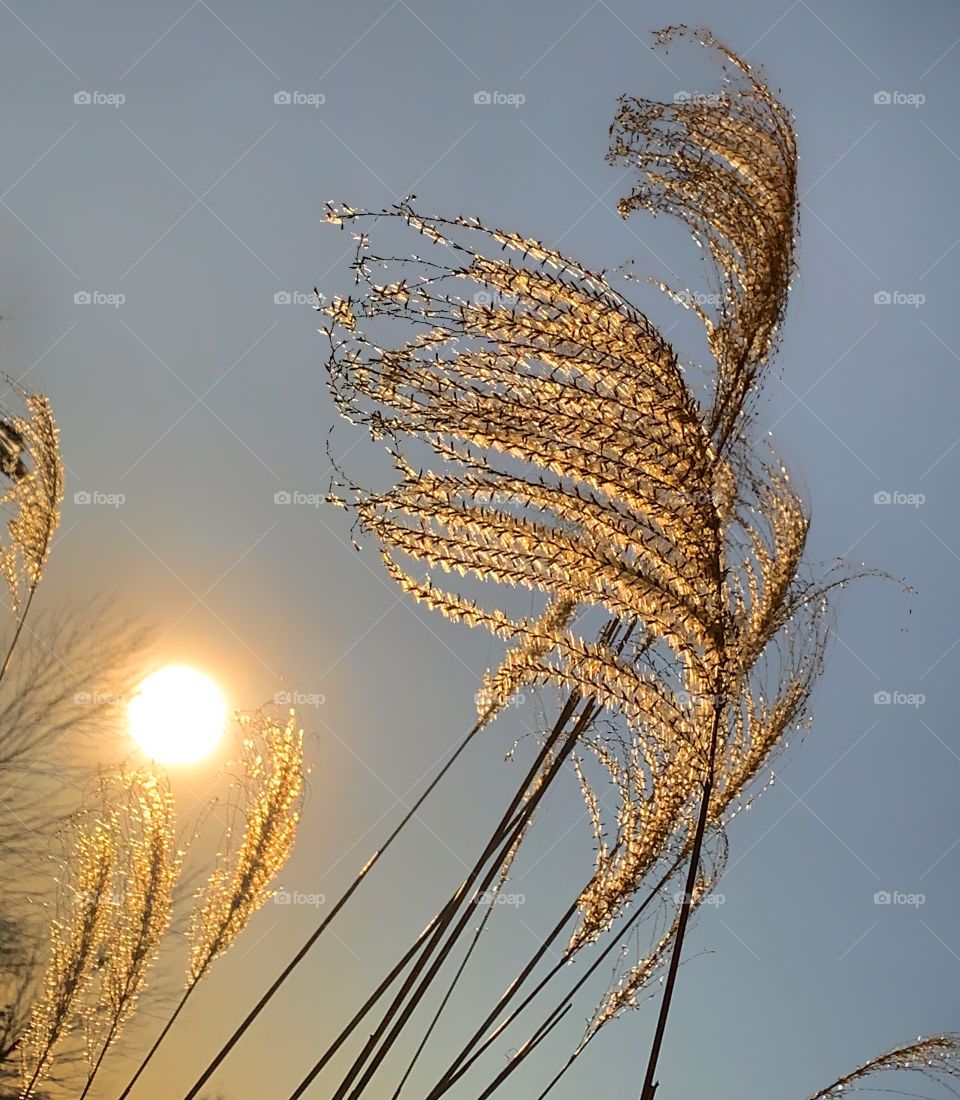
left=19, top=804, right=120, bottom=1096
left=806, top=1034, right=960, bottom=1099
left=0, top=388, right=64, bottom=618
left=89, top=773, right=180, bottom=1063
left=188, top=708, right=304, bottom=984
left=321, top=24, right=846, bottom=966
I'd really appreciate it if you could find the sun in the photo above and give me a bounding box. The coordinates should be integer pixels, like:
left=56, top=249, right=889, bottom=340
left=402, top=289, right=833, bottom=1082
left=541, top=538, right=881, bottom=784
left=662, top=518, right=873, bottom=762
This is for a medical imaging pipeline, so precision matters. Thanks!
left=128, top=665, right=227, bottom=765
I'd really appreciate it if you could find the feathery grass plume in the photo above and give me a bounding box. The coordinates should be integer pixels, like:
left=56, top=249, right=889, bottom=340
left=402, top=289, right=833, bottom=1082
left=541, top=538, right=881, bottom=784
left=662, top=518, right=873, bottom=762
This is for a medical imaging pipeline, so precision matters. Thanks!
left=583, top=845, right=721, bottom=1044
left=318, top=19, right=831, bottom=958
left=0, top=386, right=63, bottom=625
left=311, top=25, right=867, bottom=1099
left=806, top=1034, right=960, bottom=1099
left=116, top=707, right=305, bottom=1100
left=188, top=706, right=305, bottom=983
left=608, top=24, right=797, bottom=450
left=80, top=772, right=179, bottom=1099
left=18, top=795, right=120, bottom=1098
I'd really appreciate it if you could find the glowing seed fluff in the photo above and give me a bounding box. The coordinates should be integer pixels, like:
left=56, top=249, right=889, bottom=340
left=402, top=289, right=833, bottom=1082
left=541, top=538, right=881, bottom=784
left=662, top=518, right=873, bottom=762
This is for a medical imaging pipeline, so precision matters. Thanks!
left=19, top=803, right=121, bottom=1098
left=0, top=388, right=63, bottom=619
left=188, top=707, right=305, bottom=983
left=81, top=773, right=180, bottom=1096
left=321, top=24, right=839, bottom=965
left=319, top=22, right=936, bottom=1090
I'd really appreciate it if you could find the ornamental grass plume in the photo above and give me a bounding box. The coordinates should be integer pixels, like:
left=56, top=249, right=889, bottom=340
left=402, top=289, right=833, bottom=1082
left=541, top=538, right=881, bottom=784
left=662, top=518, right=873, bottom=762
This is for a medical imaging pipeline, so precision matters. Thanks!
left=187, top=25, right=949, bottom=1100
left=188, top=706, right=305, bottom=982
left=18, top=796, right=120, bottom=1099
left=806, top=1034, right=960, bottom=1099
left=80, top=773, right=179, bottom=1099
left=301, top=25, right=860, bottom=1098
left=0, top=385, right=63, bottom=683
left=118, top=706, right=305, bottom=1100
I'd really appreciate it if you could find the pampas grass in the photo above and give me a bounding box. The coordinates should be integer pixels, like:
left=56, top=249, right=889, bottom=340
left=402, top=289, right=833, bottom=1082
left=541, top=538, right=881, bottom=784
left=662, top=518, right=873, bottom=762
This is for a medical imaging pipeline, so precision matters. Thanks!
left=117, top=706, right=305, bottom=1100
left=0, top=386, right=64, bottom=684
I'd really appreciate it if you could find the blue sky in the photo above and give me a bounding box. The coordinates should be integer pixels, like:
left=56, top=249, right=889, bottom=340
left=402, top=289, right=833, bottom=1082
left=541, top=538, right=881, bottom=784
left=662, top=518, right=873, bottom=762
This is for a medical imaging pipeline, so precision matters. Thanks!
left=2, top=1, right=959, bottom=1097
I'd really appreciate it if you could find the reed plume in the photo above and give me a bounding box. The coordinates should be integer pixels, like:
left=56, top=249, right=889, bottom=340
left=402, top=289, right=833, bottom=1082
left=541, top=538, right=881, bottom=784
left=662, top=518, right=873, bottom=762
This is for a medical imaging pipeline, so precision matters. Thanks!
left=118, top=706, right=304, bottom=1100
left=80, top=773, right=179, bottom=1099
left=188, top=706, right=304, bottom=982
left=806, top=1034, right=960, bottom=1099
left=18, top=797, right=120, bottom=1098
left=308, top=25, right=852, bottom=1097
left=0, top=386, right=64, bottom=682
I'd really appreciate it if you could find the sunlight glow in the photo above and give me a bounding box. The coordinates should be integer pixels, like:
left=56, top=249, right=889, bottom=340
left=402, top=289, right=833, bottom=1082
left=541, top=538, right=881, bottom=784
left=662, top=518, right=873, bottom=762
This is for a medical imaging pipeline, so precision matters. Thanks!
left=128, top=665, right=227, bottom=765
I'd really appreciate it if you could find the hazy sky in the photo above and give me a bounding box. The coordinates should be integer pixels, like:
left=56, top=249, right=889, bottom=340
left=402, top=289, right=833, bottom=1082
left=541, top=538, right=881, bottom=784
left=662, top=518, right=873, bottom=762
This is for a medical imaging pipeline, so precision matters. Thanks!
left=2, top=1, right=959, bottom=1098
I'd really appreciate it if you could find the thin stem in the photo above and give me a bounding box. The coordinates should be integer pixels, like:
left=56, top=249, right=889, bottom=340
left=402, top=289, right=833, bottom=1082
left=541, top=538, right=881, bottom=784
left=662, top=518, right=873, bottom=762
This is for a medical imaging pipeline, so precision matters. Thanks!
left=181, top=718, right=485, bottom=1100
left=79, top=1016, right=121, bottom=1100
left=638, top=703, right=721, bottom=1100
left=117, top=984, right=194, bottom=1100
left=294, top=697, right=590, bottom=1100
left=474, top=1006, right=573, bottom=1100
left=388, top=883, right=497, bottom=1099
left=0, top=584, right=37, bottom=684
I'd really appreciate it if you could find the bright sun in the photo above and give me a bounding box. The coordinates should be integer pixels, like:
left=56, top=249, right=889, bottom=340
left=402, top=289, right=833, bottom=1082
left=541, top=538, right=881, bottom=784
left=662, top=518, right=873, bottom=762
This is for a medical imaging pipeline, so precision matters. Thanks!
left=128, top=665, right=227, bottom=765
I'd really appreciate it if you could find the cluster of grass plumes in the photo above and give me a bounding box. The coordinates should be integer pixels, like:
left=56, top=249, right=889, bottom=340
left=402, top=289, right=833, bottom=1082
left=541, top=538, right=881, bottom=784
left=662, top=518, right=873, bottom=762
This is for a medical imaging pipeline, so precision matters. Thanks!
left=177, top=25, right=946, bottom=1100
left=80, top=773, right=179, bottom=1099
left=117, top=706, right=305, bottom=1100
left=294, top=27, right=882, bottom=1099
left=17, top=791, right=121, bottom=1099
left=12, top=704, right=306, bottom=1100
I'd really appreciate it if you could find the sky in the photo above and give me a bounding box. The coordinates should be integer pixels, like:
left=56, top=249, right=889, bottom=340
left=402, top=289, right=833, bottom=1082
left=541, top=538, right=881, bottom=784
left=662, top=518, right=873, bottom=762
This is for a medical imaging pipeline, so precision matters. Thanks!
left=2, top=1, right=959, bottom=1097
